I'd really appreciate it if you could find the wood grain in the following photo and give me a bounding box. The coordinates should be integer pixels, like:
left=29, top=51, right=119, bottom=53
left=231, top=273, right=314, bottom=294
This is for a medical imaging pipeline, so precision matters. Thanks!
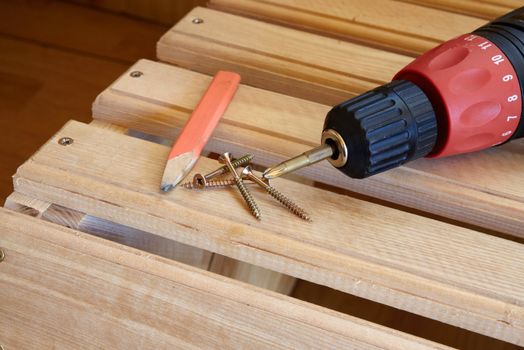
left=93, top=59, right=524, bottom=238
left=400, top=0, right=520, bottom=20
left=292, top=280, right=521, bottom=350
left=4, top=192, right=213, bottom=269
left=0, top=208, right=447, bottom=349
left=157, top=7, right=413, bottom=105
left=209, top=0, right=485, bottom=56
left=13, top=121, right=524, bottom=344
left=5, top=190, right=297, bottom=295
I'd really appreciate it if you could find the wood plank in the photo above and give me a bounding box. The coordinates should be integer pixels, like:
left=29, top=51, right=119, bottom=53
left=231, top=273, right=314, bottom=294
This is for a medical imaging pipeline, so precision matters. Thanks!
left=400, top=0, right=520, bottom=20
left=0, top=208, right=446, bottom=349
left=4, top=192, right=213, bottom=269
left=209, top=0, right=485, bottom=56
left=0, top=0, right=167, bottom=63
left=292, top=280, right=521, bottom=350
left=93, top=60, right=524, bottom=238
left=13, top=121, right=524, bottom=344
left=157, top=7, right=413, bottom=105
left=5, top=170, right=295, bottom=294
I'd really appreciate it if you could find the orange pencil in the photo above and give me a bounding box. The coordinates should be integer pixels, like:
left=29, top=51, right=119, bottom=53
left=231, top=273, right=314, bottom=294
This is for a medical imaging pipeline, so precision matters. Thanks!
left=160, top=71, right=241, bottom=191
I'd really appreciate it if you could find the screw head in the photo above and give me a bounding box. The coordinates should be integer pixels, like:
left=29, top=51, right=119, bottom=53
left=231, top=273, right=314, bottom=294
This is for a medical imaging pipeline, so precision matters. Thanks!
left=192, top=17, right=204, bottom=24
left=192, top=174, right=207, bottom=189
left=0, top=248, right=5, bottom=262
left=130, top=71, right=143, bottom=78
left=241, top=165, right=252, bottom=176
left=218, top=152, right=232, bottom=164
left=58, top=137, right=74, bottom=146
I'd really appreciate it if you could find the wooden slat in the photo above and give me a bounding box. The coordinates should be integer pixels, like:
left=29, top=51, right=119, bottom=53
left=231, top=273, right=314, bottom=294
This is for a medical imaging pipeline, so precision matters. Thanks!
left=4, top=192, right=213, bottom=269
left=400, top=0, right=520, bottom=20
left=157, top=7, right=413, bottom=105
left=5, top=172, right=296, bottom=295
left=13, top=121, right=524, bottom=344
left=209, top=0, right=485, bottom=56
left=93, top=60, right=524, bottom=238
left=0, top=208, right=446, bottom=349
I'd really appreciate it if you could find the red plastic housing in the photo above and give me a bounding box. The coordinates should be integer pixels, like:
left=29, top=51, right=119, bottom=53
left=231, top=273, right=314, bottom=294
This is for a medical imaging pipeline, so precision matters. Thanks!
left=395, top=34, right=522, bottom=157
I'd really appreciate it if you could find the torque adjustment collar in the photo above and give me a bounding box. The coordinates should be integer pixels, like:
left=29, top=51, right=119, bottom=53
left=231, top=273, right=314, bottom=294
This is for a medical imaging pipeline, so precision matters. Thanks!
left=323, top=80, right=437, bottom=179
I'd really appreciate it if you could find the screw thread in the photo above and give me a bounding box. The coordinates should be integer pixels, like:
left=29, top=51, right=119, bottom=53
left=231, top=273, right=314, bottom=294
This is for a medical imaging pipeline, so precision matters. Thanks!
left=231, top=154, right=254, bottom=169
left=216, top=154, right=253, bottom=176
left=235, top=178, right=261, bottom=220
left=183, top=179, right=237, bottom=189
left=267, top=187, right=311, bottom=221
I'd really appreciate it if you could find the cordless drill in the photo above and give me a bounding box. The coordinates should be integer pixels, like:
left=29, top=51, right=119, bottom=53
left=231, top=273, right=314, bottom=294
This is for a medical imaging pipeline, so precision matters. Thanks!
left=263, top=7, right=524, bottom=180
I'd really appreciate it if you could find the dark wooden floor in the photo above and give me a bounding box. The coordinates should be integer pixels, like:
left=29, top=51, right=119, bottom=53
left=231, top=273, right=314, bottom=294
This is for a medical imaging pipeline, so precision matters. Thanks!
left=0, top=0, right=168, bottom=202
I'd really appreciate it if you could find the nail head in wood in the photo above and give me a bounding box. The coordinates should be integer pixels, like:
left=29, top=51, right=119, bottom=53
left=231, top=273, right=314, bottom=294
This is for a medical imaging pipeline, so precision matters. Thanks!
left=130, top=71, right=143, bottom=78
left=192, top=17, right=204, bottom=24
left=58, top=137, right=74, bottom=146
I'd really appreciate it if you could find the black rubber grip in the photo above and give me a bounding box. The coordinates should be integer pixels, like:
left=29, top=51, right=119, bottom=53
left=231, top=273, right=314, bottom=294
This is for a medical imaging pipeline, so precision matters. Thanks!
left=323, top=80, right=437, bottom=178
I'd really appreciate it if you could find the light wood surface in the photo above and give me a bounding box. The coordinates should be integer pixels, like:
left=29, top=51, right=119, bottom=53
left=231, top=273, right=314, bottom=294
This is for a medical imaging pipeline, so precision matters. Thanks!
left=157, top=7, right=413, bottom=105
left=4, top=192, right=213, bottom=269
left=13, top=120, right=524, bottom=344
left=4, top=190, right=297, bottom=295
left=93, top=59, right=524, bottom=238
left=0, top=208, right=448, bottom=349
left=209, top=0, right=484, bottom=56
left=401, top=0, right=520, bottom=19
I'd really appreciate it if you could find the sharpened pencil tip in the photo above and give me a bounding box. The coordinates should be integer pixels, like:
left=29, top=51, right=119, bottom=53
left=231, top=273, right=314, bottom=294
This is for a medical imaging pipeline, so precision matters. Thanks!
left=160, top=151, right=197, bottom=194
left=160, top=184, right=174, bottom=192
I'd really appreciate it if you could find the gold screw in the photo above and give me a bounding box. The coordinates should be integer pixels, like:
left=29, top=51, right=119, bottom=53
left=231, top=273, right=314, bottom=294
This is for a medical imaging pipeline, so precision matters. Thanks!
left=192, top=154, right=254, bottom=189
left=0, top=248, right=5, bottom=262
left=183, top=178, right=237, bottom=189
left=219, top=153, right=261, bottom=220
left=242, top=166, right=311, bottom=221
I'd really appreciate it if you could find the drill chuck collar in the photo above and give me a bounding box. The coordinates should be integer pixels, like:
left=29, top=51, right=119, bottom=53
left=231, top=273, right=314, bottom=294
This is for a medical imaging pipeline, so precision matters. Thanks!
left=324, top=7, right=524, bottom=179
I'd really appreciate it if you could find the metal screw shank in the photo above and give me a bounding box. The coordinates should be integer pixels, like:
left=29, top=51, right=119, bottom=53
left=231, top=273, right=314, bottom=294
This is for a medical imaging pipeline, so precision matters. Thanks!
left=242, top=166, right=311, bottom=221
left=220, top=153, right=261, bottom=220
left=183, top=179, right=237, bottom=189
left=193, top=154, right=254, bottom=189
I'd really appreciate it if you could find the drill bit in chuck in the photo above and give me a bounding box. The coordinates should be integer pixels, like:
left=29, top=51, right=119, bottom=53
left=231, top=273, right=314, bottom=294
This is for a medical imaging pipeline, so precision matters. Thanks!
left=262, top=143, right=334, bottom=180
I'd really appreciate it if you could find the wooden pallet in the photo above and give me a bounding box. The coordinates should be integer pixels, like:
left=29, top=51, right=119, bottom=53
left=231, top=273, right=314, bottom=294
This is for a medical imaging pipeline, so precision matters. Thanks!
left=2, top=1, right=524, bottom=349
